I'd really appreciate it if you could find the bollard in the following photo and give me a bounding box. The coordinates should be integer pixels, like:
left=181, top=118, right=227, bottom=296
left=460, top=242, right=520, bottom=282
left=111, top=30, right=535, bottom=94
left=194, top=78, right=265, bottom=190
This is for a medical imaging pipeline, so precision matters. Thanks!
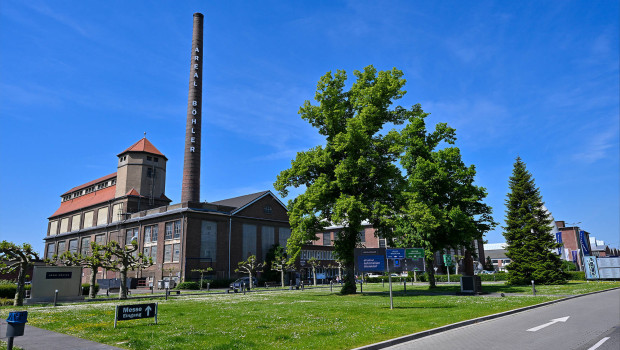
left=165, top=287, right=169, bottom=300
left=330, top=281, right=333, bottom=292
left=53, top=289, right=59, bottom=307
left=207, top=283, right=210, bottom=292
left=382, top=278, right=385, bottom=288
left=150, top=286, right=154, bottom=294
left=106, top=289, right=109, bottom=297
left=243, top=283, right=246, bottom=295
left=403, top=279, right=406, bottom=293
left=531, top=280, right=536, bottom=296
left=360, top=281, right=363, bottom=293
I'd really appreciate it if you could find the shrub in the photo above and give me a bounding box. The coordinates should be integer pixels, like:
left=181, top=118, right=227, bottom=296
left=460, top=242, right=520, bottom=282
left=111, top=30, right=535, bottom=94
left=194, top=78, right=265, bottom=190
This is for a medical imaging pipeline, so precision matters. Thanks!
left=477, top=273, right=508, bottom=281
left=0, top=298, right=13, bottom=306
left=175, top=281, right=200, bottom=290
left=566, top=271, right=585, bottom=281
left=81, top=283, right=99, bottom=296
left=0, top=283, right=30, bottom=298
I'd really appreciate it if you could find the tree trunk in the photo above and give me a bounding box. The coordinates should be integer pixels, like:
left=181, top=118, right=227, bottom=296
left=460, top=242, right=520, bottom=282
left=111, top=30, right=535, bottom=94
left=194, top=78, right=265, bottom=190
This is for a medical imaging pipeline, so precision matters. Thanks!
left=313, top=267, right=317, bottom=286
left=280, top=270, right=285, bottom=288
left=340, top=261, right=357, bottom=294
left=89, top=267, right=98, bottom=299
left=119, top=267, right=128, bottom=299
left=14, top=263, right=26, bottom=306
left=249, top=272, right=254, bottom=289
left=426, top=257, right=436, bottom=288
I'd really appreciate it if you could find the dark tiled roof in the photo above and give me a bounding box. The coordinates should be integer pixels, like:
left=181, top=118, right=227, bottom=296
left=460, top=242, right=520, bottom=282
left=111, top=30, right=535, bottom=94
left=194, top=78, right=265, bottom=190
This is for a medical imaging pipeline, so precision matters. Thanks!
left=61, top=173, right=117, bottom=196
left=211, top=191, right=270, bottom=209
left=117, top=138, right=167, bottom=159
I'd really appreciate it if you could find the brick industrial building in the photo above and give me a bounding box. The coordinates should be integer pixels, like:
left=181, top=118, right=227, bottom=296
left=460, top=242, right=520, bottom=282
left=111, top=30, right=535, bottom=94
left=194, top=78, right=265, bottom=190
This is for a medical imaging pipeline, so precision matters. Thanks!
left=43, top=13, right=291, bottom=286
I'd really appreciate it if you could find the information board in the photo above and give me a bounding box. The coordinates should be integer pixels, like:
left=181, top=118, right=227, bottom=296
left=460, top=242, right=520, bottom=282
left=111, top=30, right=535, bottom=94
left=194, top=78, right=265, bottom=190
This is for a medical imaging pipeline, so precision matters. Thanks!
left=386, top=249, right=405, bottom=259
left=405, top=248, right=424, bottom=259
left=115, top=303, right=158, bottom=328
left=443, top=254, right=453, bottom=266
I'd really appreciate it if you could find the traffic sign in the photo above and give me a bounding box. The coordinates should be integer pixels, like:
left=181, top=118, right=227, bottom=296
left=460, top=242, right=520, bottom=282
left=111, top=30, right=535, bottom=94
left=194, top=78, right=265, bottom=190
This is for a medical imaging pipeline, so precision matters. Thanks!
left=443, top=254, right=453, bottom=266
left=114, top=303, right=158, bottom=328
left=405, top=248, right=424, bottom=259
left=386, top=249, right=405, bottom=259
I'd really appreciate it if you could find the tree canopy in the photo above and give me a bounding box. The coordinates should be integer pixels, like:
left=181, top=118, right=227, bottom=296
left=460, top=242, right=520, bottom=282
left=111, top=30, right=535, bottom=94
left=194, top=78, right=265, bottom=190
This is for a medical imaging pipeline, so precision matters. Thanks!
left=275, top=65, right=413, bottom=294
left=503, top=157, right=566, bottom=285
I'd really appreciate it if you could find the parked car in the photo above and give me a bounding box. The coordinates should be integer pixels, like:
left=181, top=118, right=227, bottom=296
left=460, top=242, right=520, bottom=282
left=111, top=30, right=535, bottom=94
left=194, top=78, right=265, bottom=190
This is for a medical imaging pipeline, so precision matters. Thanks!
left=365, top=273, right=382, bottom=278
left=229, top=277, right=258, bottom=292
left=479, top=270, right=495, bottom=275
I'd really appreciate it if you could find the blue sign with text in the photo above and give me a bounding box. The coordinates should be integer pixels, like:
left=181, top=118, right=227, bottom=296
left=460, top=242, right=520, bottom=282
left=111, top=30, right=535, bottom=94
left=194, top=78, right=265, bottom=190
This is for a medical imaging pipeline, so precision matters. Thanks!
left=358, top=255, right=385, bottom=272
left=386, top=249, right=405, bottom=259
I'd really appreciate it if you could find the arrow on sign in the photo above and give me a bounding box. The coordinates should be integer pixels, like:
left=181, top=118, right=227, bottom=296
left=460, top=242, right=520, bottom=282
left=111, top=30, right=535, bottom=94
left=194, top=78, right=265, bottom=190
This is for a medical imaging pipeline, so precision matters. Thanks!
left=145, top=306, right=152, bottom=317
left=526, top=316, right=570, bottom=332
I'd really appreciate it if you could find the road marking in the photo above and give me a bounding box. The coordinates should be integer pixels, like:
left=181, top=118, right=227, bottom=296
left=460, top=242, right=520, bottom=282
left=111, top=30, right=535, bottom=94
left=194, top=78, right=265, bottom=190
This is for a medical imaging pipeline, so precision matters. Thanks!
left=587, top=337, right=610, bottom=350
left=526, top=316, right=570, bottom=332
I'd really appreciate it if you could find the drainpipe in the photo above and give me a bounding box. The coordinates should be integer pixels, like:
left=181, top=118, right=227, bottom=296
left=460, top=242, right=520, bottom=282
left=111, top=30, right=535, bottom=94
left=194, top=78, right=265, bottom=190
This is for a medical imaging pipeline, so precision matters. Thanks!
left=228, top=215, right=232, bottom=279
left=181, top=213, right=187, bottom=282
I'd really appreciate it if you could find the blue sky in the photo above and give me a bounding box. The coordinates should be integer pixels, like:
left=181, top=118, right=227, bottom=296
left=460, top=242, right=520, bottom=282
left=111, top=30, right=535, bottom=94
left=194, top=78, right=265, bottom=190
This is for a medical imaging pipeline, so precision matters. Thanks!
left=1, top=1, right=618, bottom=254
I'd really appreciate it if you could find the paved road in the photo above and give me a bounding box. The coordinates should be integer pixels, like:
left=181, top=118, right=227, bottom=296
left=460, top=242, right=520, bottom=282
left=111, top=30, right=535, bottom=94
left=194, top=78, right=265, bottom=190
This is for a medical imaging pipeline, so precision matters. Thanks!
left=384, top=288, right=620, bottom=350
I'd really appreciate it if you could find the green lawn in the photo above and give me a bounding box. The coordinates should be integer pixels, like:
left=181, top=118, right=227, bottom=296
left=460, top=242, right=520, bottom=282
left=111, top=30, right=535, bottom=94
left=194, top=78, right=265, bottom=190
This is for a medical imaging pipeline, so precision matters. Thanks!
left=1, top=281, right=618, bottom=350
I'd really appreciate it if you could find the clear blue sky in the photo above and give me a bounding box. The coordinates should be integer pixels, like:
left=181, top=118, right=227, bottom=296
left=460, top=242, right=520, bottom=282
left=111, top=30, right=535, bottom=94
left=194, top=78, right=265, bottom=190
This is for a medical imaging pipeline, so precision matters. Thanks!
left=1, top=1, right=618, bottom=255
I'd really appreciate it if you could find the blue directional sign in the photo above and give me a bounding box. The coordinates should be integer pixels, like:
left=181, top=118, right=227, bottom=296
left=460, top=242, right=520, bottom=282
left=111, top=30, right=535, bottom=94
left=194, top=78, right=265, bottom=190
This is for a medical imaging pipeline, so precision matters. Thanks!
left=357, top=255, right=385, bottom=272
left=386, top=248, right=405, bottom=259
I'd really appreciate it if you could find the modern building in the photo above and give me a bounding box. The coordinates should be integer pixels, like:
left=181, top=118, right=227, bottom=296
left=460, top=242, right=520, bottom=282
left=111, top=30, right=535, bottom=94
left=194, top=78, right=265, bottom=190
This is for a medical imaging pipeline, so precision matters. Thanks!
left=483, top=243, right=510, bottom=272
left=556, top=221, right=592, bottom=271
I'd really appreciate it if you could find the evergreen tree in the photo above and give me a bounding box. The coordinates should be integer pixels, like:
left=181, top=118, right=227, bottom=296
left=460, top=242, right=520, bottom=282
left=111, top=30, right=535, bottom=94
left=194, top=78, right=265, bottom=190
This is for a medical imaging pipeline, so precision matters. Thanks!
left=503, top=157, right=566, bottom=285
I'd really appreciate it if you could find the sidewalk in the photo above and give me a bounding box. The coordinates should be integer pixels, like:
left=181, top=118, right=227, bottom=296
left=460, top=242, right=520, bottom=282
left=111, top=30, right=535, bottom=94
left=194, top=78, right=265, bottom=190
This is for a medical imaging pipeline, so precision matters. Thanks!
left=0, top=319, right=122, bottom=350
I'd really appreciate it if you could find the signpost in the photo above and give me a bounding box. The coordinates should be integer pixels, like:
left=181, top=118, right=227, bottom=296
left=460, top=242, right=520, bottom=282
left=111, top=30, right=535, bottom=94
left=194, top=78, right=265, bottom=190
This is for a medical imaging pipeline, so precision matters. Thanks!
left=114, top=303, right=158, bottom=328
left=443, top=254, right=452, bottom=283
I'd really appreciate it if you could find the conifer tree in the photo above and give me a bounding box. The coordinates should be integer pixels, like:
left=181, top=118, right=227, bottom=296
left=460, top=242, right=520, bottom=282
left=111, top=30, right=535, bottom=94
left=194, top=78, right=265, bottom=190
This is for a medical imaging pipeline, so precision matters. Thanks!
left=503, top=157, right=566, bottom=285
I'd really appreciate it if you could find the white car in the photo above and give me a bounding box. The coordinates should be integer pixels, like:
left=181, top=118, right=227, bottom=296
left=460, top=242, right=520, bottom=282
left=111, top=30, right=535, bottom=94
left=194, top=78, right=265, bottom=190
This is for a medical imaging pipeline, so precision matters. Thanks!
left=366, top=274, right=382, bottom=278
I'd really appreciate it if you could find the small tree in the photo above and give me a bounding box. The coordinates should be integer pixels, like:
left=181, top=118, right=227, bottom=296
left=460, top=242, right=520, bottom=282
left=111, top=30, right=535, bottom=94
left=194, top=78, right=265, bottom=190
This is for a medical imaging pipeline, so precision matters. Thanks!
left=503, top=157, right=566, bottom=285
left=270, top=246, right=293, bottom=287
left=191, top=268, right=213, bottom=290
left=56, top=242, right=111, bottom=298
left=236, top=255, right=264, bottom=289
left=454, top=254, right=465, bottom=275
left=0, top=241, right=39, bottom=306
left=484, top=256, right=495, bottom=271
left=104, top=240, right=153, bottom=299
left=307, top=257, right=320, bottom=286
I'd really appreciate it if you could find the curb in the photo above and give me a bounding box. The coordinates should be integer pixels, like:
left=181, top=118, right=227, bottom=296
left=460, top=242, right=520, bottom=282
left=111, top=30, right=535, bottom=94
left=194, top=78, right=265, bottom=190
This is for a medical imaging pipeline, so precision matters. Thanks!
left=352, top=286, right=620, bottom=350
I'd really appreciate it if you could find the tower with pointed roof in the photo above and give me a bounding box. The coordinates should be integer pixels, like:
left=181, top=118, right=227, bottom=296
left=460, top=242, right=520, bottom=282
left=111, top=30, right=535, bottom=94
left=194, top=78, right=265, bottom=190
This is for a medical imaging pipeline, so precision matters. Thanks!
left=115, top=137, right=168, bottom=202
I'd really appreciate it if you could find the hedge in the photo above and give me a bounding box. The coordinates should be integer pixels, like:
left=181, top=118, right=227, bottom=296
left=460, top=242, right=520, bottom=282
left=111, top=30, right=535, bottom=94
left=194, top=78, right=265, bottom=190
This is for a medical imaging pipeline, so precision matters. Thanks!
left=0, top=283, right=31, bottom=299
left=175, top=281, right=200, bottom=290
left=82, top=283, right=100, bottom=296
left=566, top=271, right=585, bottom=281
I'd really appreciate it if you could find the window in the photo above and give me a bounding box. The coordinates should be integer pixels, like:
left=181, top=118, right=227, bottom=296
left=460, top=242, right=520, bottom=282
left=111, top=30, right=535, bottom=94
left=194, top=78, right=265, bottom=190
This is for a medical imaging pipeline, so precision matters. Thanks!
left=68, top=239, right=78, bottom=253
left=97, top=207, right=108, bottom=226
left=151, top=225, right=158, bottom=242
left=60, top=218, right=69, bottom=233
left=95, top=234, right=105, bottom=245
left=279, top=228, right=291, bottom=248
left=83, top=211, right=94, bottom=228
left=150, top=245, right=158, bottom=259
left=263, top=205, right=272, bottom=214
left=58, top=241, right=66, bottom=254
left=262, top=226, right=275, bottom=256
left=164, top=244, right=172, bottom=262
left=147, top=156, right=152, bottom=161
left=201, top=221, right=217, bottom=261
left=173, top=243, right=180, bottom=262
left=126, top=228, right=139, bottom=245
left=358, top=230, right=365, bottom=243
left=147, top=167, right=153, bottom=178
left=323, top=232, right=331, bottom=246
left=80, top=237, right=90, bottom=255
left=242, top=224, right=257, bottom=259
left=174, top=220, right=181, bottom=239
left=49, top=220, right=58, bottom=235
left=46, top=243, right=56, bottom=259
left=165, top=222, right=173, bottom=240
left=379, top=239, right=387, bottom=248
left=111, top=203, right=123, bottom=222
left=71, top=214, right=81, bottom=231
left=144, top=226, right=152, bottom=243
left=154, top=157, right=158, bottom=162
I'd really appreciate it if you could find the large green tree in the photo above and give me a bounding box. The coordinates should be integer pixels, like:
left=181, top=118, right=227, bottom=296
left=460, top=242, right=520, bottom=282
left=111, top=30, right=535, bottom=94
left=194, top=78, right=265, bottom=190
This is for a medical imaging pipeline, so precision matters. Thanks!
left=503, top=157, right=566, bottom=285
left=0, top=241, right=39, bottom=306
left=391, top=112, right=495, bottom=288
left=275, top=65, right=412, bottom=294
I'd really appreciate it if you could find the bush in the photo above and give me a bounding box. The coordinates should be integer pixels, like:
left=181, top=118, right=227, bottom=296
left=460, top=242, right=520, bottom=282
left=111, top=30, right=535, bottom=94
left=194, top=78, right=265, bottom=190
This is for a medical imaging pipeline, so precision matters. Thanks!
left=477, top=273, right=508, bottom=281
left=566, top=271, right=585, bottom=281
left=175, top=282, right=200, bottom=290
left=82, top=283, right=99, bottom=296
left=0, top=298, right=13, bottom=306
left=0, top=283, right=31, bottom=298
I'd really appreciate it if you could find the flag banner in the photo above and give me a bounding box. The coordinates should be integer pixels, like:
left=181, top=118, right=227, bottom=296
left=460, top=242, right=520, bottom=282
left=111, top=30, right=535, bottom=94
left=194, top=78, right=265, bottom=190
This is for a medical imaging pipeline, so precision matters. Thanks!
left=580, top=231, right=590, bottom=255
left=565, top=248, right=571, bottom=261
left=555, top=232, right=563, bottom=255
left=571, top=250, right=578, bottom=263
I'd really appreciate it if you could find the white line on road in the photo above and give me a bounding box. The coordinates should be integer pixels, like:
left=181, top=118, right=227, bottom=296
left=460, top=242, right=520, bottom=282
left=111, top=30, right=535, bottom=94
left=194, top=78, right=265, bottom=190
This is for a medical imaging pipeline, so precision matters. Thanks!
left=526, top=316, right=570, bottom=332
left=587, top=337, right=610, bottom=350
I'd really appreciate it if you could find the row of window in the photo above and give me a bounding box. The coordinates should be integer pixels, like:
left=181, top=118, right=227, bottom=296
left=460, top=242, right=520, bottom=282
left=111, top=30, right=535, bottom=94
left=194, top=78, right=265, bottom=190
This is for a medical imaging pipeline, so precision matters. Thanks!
left=49, top=203, right=124, bottom=235
left=62, top=180, right=116, bottom=202
left=322, top=230, right=367, bottom=246
left=301, top=249, right=335, bottom=261
left=46, top=234, right=106, bottom=259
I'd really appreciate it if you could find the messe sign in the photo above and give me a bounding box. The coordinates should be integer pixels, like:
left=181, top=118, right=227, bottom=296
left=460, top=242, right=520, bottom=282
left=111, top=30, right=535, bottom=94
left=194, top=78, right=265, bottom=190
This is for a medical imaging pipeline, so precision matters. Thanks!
left=405, top=248, right=424, bottom=259
left=386, top=249, right=405, bottom=259
left=114, top=303, right=158, bottom=328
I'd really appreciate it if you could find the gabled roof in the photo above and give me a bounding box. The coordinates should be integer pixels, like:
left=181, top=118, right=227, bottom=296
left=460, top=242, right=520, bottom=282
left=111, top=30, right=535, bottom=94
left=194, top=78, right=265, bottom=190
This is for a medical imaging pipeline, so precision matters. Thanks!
left=117, top=138, right=167, bottom=159
left=61, top=173, right=117, bottom=196
left=211, top=190, right=286, bottom=214
left=51, top=186, right=116, bottom=218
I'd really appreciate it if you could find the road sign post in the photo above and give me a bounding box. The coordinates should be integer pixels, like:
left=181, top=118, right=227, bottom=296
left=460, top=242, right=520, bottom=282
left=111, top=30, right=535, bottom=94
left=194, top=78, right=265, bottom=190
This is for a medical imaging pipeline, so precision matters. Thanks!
left=443, top=254, right=453, bottom=283
left=114, top=303, right=158, bottom=328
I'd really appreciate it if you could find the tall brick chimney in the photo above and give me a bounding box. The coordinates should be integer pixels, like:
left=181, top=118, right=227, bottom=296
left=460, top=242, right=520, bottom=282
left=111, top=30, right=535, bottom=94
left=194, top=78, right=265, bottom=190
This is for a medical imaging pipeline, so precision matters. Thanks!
left=182, top=13, right=204, bottom=203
